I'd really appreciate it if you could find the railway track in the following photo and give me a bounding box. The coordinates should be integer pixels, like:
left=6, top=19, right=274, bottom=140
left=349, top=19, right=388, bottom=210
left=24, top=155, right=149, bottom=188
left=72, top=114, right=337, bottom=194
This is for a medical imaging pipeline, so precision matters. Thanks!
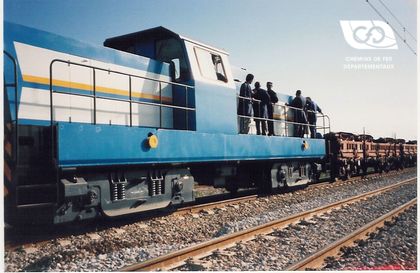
left=172, top=169, right=389, bottom=216
left=175, top=194, right=258, bottom=215
left=4, top=194, right=259, bottom=251
left=121, top=177, right=416, bottom=271
left=4, top=168, right=408, bottom=251
left=178, top=168, right=416, bottom=217
left=285, top=197, right=417, bottom=270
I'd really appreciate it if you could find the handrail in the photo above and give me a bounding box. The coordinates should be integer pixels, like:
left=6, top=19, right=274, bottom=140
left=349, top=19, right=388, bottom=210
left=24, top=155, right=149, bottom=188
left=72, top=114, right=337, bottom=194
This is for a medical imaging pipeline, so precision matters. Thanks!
left=49, top=59, right=195, bottom=125
left=49, top=58, right=196, bottom=162
left=237, top=95, right=326, bottom=115
left=50, top=59, right=193, bottom=89
left=50, top=90, right=196, bottom=111
left=4, top=50, right=19, bottom=163
left=237, top=95, right=330, bottom=137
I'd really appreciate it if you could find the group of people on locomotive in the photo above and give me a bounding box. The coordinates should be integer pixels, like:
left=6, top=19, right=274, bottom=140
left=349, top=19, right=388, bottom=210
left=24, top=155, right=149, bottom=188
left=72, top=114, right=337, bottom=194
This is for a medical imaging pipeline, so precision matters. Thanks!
left=238, top=73, right=323, bottom=138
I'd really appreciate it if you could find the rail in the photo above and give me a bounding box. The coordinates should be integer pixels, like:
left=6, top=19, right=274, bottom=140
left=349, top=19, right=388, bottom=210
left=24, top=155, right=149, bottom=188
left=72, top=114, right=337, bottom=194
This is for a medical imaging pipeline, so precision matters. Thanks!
left=237, top=95, right=330, bottom=137
left=120, top=177, right=416, bottom=271
left=49, top=59, right=195, bottom=127
left=286, top=197, right=417, bottom=270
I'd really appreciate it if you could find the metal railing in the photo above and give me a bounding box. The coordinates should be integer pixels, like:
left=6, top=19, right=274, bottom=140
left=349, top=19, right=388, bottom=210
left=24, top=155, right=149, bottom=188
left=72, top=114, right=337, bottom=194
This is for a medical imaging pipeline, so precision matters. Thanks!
left=237, top=95, right=330, bottom=137
left=49, top=59, right=195, bottom=162
left=49, top=59, right=195, bottom=129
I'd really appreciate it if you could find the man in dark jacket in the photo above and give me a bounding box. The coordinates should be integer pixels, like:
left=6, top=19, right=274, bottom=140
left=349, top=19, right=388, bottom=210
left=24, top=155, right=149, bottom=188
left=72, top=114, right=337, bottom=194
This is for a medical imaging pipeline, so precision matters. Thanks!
left=252, top=81, right=270, bottom=135
left=305, top=97, right=323, bottom=138
left=266, top=82, right=278, bottom=136
left=238, top=74, right=254, bottom=134
left=286, top=90, right=307, bottom=137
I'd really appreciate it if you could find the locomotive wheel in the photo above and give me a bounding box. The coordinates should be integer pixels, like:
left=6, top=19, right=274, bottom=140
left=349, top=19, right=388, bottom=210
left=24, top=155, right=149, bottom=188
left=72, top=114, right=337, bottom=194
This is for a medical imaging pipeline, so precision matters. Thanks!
left=260, top=166, right=275, bottom=194
left=339, top=166, right=346, bottom=179
left=378, top=165, right=383, bottom=173
left=362, top=165, right=368, bottom=176
left=225, top=178, right=238, bottom=195
left=399, top=161, right=404, bottom=170
left=311, top=172, right=321, bottom=183
left=344, top=170, right=351, bottom=180
left=342, top=165, right=351, bottom=180
left=355, top=166, right=361, bottom=176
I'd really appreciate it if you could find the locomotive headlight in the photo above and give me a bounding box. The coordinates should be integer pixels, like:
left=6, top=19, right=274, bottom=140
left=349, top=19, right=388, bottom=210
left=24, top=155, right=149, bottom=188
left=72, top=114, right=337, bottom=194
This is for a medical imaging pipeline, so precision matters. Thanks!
left=148, top=134, right=159, bottom=149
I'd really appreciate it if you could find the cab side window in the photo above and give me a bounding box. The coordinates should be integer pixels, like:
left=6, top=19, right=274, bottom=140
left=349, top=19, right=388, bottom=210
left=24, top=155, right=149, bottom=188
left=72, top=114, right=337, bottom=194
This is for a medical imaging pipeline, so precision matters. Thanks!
left=170, top=58, right=181, bottom=80
left=156, top=38, right=190, bottom=82
left=195, top=47, right=227, bottom=82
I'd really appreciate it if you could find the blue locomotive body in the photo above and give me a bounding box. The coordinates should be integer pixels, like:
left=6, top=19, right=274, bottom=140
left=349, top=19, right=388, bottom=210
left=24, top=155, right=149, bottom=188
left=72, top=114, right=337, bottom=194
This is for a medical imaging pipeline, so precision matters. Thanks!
left=58, top=123, right=325, bottom=167
left=4, top=22, right=327, bottom=224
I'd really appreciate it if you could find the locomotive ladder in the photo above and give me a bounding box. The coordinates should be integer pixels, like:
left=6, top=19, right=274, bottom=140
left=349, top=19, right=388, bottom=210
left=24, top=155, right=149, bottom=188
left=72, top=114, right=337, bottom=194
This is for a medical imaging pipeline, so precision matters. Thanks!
left=4, top=50, right=19, bottom=209
left=4, top=51, right=58, bottom=212
left=3, top=51, right=18, bottom=166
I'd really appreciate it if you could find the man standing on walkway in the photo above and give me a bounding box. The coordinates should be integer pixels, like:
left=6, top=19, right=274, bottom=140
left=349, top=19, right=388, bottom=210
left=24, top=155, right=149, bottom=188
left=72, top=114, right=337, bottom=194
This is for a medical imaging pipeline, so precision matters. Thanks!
left=252, top=81, right=270, bottom=135
left=306, top=97, right=323, bottom=138
left=287, top=90, right=307, bottom=137
left=238, top=74, right=254, bottom=134
left=266, top=82, right=278, bottom=136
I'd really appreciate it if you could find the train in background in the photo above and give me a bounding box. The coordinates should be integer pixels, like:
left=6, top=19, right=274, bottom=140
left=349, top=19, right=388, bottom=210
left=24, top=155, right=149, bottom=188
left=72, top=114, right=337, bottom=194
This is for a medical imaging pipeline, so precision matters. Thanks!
left=325, top=132, right=417, bottom=180
left=3, top=22, right=416, bottom=225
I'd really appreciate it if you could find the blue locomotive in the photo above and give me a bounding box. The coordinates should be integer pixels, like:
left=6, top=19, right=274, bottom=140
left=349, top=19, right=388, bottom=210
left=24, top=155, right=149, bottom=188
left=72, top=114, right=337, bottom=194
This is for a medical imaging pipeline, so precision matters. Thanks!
left=4, top=22, right=329, bottom=224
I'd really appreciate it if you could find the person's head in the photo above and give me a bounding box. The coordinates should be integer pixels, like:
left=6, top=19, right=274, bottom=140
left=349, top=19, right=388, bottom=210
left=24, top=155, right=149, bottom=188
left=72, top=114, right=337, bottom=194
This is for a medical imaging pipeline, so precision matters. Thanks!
left=296, top=90, right=301, bottom=96
left=245, top=73, right=254, bottom=83
left=267, top=82, right=273, bottom=90
left=212, top=55, right=221, bottom=65
left=255, top=81, right=261, bottom=89
left=306, top=96, right=312, bottom=102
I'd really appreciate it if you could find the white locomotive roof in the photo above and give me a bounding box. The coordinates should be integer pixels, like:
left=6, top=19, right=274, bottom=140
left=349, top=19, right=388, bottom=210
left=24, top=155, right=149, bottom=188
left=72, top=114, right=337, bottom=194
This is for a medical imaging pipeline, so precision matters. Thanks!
left=105, top=26, right=229, bottom=55
left=179, top=34, right=229, bottom=55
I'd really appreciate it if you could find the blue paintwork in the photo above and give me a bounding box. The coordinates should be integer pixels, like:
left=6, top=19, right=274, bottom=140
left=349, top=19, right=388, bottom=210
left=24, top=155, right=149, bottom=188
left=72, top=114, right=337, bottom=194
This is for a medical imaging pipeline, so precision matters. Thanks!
left=3, top=22, right=172, bottom=121
left=57, top=122, right=325, bottom=167
left=4, top=22, right=170, bottom=76
left=194, top=80, right=238, bottom=134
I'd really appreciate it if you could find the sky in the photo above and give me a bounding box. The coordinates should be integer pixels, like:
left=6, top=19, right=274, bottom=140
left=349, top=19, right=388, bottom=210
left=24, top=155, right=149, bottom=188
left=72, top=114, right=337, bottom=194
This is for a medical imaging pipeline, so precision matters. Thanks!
left=3, top=0, right=418, bottom=140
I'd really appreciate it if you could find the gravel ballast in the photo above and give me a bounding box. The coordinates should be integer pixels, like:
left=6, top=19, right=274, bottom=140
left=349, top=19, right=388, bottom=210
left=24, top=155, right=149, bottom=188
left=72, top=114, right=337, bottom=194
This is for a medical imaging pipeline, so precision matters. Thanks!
left=4, top=169, right=416, bottom=271
left=322, top=205, right=417, bottom=271
left=177, top=181, right=417, bottom=271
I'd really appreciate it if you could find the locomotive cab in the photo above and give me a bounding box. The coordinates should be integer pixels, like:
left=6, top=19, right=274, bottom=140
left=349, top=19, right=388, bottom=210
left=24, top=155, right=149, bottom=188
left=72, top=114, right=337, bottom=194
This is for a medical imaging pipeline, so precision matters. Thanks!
left=104, top=27, right=193, bottom=85
left=105, top=27, right=238, bottom=134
